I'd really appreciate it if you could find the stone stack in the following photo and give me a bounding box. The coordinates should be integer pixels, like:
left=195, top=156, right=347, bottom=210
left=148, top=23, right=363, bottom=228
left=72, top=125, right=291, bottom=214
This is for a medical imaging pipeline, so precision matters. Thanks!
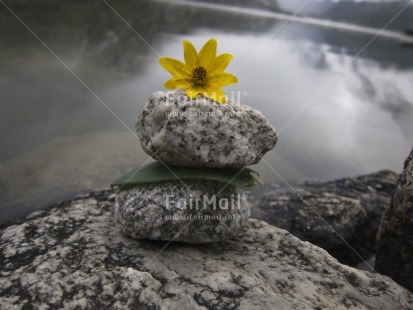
left=114, top=90, right=277, bottom=243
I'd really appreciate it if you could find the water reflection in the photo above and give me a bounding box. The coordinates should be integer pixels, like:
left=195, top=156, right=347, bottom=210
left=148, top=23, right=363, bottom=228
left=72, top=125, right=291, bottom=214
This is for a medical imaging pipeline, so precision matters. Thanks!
left=195, top=31, right=413, bottom=181
left=0, top=0, right=412, bottom=222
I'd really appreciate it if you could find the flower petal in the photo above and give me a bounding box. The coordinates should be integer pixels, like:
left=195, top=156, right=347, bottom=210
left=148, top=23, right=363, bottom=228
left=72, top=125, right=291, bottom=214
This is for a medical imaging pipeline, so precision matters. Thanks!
left=183, top=40, right=199, bottom=70
left=209, top=53, right=234, bottom=75
left=208, top=73, right=238, bottom=87
left=164, top=78, right=177, bottom=89
left=199, top=39, right=217, bottom=70
left=170, top=78, right=194, bottom=88
left=207, top=88, right=226, bottom=104
left=185, top=85, right=204, bottom=99
left=185, top=88, right=197, bottom=99
left=159, top=57, right=191, bottom=77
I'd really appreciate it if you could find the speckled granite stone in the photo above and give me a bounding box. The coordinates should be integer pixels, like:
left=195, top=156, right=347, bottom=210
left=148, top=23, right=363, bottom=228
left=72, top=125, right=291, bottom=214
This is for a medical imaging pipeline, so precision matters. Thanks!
left=251, top=170, right=398, bottom=266
left=136, top=90, right=277, bottom=168
left=114, top=180, right=250, bottom=243
left=1, top=190, right=412, bottom=309
left=376, top=147, right=413, bottom=292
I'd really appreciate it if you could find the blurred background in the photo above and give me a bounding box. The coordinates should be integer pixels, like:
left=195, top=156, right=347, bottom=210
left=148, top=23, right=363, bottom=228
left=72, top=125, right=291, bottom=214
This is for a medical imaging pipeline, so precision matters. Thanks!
left=0, top=0, right=412, bottom=223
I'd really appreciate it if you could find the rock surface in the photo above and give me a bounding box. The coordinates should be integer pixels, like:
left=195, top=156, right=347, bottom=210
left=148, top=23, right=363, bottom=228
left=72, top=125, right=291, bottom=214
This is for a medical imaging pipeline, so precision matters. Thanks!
left=250, top=170, right=398, bottom=265
left=136, top=90, right=277, bottom=168
left=114, top=180, right=250, bottom=243
left=1, top=190, right=413, bottom=309
left=376, top=147, right=413, bottom=292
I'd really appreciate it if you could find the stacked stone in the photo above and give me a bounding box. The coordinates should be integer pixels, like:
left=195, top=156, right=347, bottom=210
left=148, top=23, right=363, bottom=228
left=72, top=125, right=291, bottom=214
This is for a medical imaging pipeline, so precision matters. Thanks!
left=114, top=90, right=277, bottom=243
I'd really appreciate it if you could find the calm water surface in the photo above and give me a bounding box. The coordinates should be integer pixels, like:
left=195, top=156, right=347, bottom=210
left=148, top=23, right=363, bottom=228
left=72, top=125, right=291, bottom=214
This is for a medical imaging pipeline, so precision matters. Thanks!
left=0, top=0, right=412, bottom=221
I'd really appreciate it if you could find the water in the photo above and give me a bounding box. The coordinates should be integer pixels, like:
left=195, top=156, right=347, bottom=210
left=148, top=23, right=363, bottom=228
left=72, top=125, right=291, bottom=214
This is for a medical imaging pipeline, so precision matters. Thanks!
left=0, top=0, right=412, bottom=223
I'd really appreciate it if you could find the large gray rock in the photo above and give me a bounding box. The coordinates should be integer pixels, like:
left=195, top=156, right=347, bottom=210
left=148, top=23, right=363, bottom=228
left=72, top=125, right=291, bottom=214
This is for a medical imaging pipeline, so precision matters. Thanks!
left=250, top=170, right=398, bottom=265
left=1, top=190, right=412, bottom=309
left=136, top=90, right=277, bottom=168
left=114, top=180, right=250, bottom=243
left=376, top=147, right=413, bottom=292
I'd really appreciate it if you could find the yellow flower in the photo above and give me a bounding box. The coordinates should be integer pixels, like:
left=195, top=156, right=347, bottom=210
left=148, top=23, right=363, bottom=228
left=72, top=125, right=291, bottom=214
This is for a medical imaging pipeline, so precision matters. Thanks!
left=159, top=39, right=238, bottom=104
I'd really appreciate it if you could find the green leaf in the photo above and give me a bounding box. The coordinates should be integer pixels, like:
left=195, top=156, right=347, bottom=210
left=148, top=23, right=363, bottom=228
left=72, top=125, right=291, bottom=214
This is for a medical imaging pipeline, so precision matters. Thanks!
left=111, top=161, right=262, bottom=191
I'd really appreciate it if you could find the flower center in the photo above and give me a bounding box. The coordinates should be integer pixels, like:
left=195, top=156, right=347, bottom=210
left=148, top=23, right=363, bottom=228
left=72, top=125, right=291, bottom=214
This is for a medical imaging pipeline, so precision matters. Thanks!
left=192, top=66, right=207, bottom=84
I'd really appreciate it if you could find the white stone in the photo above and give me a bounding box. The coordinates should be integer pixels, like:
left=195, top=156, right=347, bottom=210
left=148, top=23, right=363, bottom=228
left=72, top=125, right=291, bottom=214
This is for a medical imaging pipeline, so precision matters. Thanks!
left=136, top=90, right=278, bottom=168
left=114, top=180, right=250, bottom=243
